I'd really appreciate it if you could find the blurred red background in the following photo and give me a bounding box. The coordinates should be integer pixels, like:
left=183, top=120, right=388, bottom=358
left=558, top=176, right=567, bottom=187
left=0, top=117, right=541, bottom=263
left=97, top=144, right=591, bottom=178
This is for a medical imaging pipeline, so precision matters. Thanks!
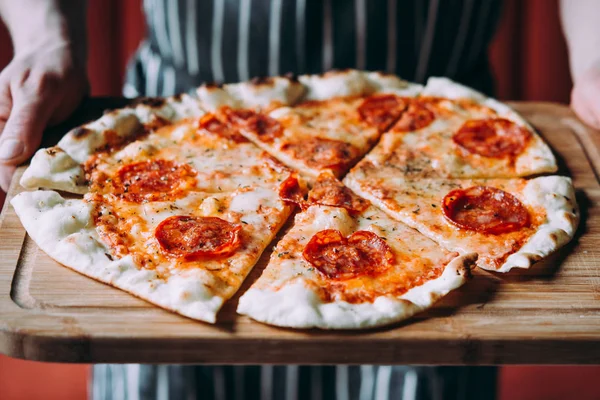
left=0, top=1, right=598, bottom=399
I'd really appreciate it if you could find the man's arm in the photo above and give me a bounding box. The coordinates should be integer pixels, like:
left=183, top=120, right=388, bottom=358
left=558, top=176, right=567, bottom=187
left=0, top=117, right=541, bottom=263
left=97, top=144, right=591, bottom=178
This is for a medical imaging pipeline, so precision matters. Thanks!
left=0, top=0, right=88, bottom=191
left=560, top=0, right=600, bottom=129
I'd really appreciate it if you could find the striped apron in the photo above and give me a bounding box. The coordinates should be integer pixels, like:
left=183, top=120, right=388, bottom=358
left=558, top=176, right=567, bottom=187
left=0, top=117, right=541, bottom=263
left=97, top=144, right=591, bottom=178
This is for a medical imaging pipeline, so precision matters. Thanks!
left=97, top=1, right=502, bottom=399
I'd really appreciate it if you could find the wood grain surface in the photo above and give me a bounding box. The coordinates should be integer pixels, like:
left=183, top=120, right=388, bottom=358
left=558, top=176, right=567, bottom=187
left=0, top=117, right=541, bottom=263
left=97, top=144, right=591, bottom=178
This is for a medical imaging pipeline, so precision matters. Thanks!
left=1, top=102, right=599, bottom=365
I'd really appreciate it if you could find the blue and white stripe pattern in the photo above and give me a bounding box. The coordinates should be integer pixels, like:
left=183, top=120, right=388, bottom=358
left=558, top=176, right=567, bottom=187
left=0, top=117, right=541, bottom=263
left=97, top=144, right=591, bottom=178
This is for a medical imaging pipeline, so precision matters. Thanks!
left=92, top=365, right=498, bottom=399
left=125, top=0, right=502, bottom=97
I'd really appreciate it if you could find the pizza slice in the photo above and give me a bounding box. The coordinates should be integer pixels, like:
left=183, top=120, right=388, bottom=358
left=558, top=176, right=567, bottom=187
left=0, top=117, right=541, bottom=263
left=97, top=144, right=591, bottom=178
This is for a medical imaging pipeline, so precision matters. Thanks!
left=12, top=101, right=297, bottom=323
left=237, top=172, right=476, bottom=329
left=358, top=77, right=557, bottom=179
left=20, top=94, right=206, bottom=194
left=344, top=167, right=579, bottom=272
left=198, top=70, right=423, bottom=180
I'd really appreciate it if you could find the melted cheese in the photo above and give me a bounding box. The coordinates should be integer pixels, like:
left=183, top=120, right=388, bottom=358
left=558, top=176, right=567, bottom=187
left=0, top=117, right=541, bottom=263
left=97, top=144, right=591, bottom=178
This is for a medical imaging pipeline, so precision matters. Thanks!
left=309, top=206, right=356, bottom=236
left=232, top=97, right=382, bottom=178
left=344, top=174, right=548, bottom=270
left=252, top=199, right=461, bottom=304
left=84, top=117, right=294, bottom=300
left=362, top=97, right=556, bottom=179
left=273, top=97, right=379, bottom=149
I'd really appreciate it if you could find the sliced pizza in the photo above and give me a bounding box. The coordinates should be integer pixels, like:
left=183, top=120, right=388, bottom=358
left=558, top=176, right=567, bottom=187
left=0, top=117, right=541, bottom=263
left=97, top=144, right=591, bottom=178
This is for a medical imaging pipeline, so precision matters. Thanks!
left=20, top=94, right=206, bottom=194
left=237, top=172, right=476, bottom=329
left=344, top=168, right=579, bottom=272
left=12, top=101, right=297, bottom=323
left=12, top=69, right=577, bottom=330
left=357, top=77, right=557, bottom=179
left=198, top=70, right=423, bottom=179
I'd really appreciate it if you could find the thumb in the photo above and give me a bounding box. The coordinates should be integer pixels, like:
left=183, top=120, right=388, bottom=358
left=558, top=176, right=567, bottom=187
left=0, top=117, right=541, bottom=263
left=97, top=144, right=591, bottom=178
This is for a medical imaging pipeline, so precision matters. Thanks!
left=0, top=164, right=16, bottom=193
left=571, top=88, right=600, bottom=129
left=0, top=95, right=52, bottom=165
left=581, top=84, right=600, bottom=130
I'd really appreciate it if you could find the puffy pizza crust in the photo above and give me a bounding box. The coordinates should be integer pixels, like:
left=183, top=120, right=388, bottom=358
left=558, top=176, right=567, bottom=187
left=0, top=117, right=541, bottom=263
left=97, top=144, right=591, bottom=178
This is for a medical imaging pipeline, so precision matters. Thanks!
left=420, top=77, right=488, bottom=101
left=298, top=70, right=423, bottom=101
left=297, top=69, right=369, bottom=100
left=20, top=94, right=205, bottom=194
left=298, top=69, right=423, bottom=101
left=363, top=71, right=424, bottom=96
left=133, top=93, right=206, bottom=122
left=20, top=147, right=88, bottom=194
left=500, top=175, right=579, bottom=272
left=197, top=75, right=306, bottom=111
left=237, top=253, right=471, bottom=329
left=11, top=191, right=225, bottom=322
left=197, top=69, right=423, bottom=111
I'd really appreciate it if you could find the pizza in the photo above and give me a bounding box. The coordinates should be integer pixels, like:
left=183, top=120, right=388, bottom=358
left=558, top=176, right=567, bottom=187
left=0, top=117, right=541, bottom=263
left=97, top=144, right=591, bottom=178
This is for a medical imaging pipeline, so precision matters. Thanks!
left=197, top=70, right=422, bottom=179
left=344, top=171, right=578, bottom=272
left=10, top=69, right=579, bottom=329
left=12, top=94, right=296, bottom=323
left=343, top=78, right=577, bottom=273
left=358, top=77, right=557, bottom=179
left=237, top=172, right=475, bottom=329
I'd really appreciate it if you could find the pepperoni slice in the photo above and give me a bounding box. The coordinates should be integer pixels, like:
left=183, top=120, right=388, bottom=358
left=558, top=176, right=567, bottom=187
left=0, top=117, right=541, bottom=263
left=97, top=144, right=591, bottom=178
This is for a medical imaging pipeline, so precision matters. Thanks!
left=113, top=159, right=197, bottom=203
left=279, top=175, right=307, bottom=209
left=358, top=94, right=407, bottom=132
left=392, top=100, right=435, bottom=132
left=224, top=108, right=283, bottom=143
left=281, top=137, right=359, bottom=175
left=303, top=230, right=394, bottom=280
left=442, top=186, right=530, bottom=234
left=453, top=118, right=531, bottom=158
left=198, top=113, right=247, bottom=143
left=308, top=172, right=370, bottom=215
left=155, top=216, right=242, bottom=260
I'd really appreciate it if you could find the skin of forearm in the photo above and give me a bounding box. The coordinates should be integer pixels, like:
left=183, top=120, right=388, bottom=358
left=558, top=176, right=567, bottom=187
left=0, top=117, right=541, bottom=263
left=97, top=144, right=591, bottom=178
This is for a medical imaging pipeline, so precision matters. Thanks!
left=0, top=0, right=87, bottom=66
left=559, top=0, right=600, bottom=82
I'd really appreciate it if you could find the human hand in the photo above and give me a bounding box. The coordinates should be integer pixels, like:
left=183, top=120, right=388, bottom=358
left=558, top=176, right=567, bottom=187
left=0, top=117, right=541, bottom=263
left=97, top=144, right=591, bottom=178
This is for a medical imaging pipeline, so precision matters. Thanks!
left=0, top=41, right=88, bottom=192
left=570, top=65, right=600, bottom=130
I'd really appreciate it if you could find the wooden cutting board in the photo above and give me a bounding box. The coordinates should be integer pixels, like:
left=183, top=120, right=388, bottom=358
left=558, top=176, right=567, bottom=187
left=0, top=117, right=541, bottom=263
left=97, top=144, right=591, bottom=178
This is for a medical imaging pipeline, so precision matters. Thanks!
left=1, top=102, right=599, bottom=365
